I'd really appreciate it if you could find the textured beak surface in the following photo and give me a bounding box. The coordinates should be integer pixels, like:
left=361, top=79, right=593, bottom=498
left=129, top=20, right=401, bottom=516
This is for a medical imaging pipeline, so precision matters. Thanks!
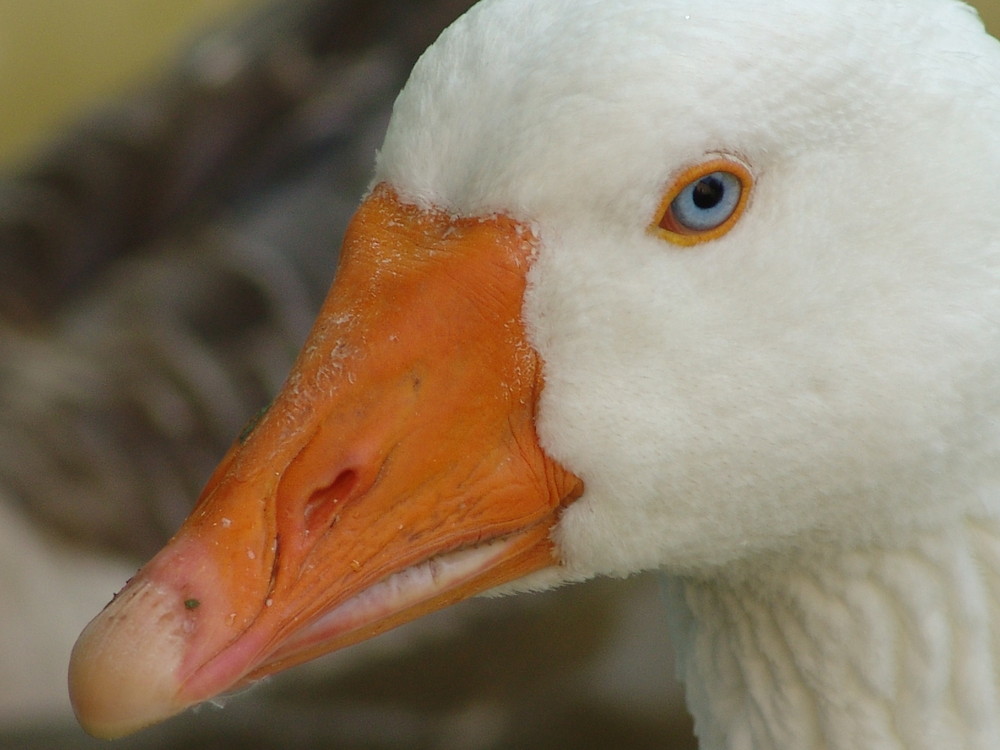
left=68, top=184, right=583, bottom=738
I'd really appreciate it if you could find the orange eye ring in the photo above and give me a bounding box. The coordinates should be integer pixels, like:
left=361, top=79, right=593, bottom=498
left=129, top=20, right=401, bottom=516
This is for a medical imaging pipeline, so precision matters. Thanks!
left=650, top=157, right=754, bottom=246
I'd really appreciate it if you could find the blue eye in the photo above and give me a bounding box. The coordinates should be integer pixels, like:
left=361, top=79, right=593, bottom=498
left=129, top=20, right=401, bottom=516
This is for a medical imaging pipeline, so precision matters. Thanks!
left=653, top=159, right=753, bottom=245
left=668, top=171, right=742, bottom=231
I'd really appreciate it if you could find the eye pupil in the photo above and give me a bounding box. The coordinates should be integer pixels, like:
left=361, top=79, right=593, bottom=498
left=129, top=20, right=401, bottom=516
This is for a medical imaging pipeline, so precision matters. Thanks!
left=692, top=176, right=725, bottom=209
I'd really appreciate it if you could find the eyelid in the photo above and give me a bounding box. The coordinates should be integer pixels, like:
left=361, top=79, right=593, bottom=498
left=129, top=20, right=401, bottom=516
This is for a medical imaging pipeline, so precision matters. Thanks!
left=649, top=157, right=754, bottom=246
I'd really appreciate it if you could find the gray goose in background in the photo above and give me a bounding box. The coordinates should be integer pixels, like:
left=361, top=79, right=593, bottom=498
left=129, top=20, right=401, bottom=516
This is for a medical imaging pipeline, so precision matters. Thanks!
left=0, top=1, right=693, bottom=747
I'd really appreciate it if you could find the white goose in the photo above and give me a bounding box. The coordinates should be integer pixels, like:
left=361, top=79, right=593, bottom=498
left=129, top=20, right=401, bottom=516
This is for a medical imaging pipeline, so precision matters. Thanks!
left=69, top=0, right=1000, bottom=747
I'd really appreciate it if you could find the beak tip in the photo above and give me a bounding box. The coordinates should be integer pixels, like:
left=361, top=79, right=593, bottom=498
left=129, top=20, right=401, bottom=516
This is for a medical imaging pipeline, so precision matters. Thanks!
left=68, top=580, right=191, bottom=739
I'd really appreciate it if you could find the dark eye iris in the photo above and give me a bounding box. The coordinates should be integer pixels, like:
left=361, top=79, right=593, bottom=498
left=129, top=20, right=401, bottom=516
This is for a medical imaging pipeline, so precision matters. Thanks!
left=665, top=171, right=742, bottom=233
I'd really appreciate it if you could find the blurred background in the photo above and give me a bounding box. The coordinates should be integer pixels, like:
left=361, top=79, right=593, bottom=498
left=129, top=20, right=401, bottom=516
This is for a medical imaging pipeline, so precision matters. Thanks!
left=0, top=0, right=260, bottom=165
left=0, top=1, right=997, bottom=748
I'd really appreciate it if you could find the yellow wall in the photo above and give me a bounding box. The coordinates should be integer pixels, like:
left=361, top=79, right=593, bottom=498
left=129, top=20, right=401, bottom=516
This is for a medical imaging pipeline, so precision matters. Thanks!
left=982, top=1, right=1000, bottom=34
left=0, top=0, right=998, bottom=166
left=0, top=0, right=259, bottom=165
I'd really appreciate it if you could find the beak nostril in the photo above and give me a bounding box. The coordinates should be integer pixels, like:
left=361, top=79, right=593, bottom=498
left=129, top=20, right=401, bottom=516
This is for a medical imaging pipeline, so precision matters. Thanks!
left=303, top=469, right=359, bottom=534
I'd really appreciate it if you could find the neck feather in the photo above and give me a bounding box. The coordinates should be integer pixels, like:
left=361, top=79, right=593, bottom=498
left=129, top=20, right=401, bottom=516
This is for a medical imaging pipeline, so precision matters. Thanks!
left=662, top=516, right=1000, bottom=750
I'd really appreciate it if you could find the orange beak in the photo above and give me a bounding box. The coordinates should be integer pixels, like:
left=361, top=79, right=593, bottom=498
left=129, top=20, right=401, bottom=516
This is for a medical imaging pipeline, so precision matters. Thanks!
left=68, top=184, right=584, bottom=739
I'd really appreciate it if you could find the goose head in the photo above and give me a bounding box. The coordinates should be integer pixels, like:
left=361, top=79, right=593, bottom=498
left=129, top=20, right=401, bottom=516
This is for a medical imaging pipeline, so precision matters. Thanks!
left=70, top=0, right=1000, bottom=738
